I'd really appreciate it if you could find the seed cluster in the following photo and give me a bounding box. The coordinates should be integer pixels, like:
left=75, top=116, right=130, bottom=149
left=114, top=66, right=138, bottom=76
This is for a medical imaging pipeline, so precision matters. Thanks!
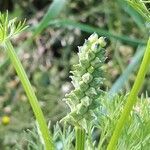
left=62, top=33, right=106, bottom=130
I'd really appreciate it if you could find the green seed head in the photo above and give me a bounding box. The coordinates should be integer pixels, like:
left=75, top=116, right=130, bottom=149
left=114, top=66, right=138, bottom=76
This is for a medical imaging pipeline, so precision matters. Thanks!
left=62, top=33, right=106, bottom=131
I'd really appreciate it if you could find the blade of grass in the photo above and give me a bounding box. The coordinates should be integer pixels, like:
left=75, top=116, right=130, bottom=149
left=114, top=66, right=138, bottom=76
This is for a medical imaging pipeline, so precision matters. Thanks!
left=33, top=0, right=67, bottom=36
left=107, top=37, right=150, bottom=149
left=109, top=46, right=145, bottom=96
left=48, top=19, right=146, bottom=45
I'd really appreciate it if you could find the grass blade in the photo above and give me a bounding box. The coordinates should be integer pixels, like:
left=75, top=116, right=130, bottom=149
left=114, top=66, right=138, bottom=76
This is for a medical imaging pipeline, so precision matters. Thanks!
left=109, top=46, right=145, bottom=96
left=48, top=19, right=146, bottom=45
left=33, top=0, right=67, bottom=36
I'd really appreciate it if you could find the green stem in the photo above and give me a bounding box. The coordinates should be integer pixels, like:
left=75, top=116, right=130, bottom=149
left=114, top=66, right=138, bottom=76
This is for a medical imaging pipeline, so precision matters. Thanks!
left=107, top=37, right=150, bottom=150
left=98, top=121, right=109, bottom=149
left=75, top=127, right=85, bottom=150
left=4, top=40, right=54, bottom=150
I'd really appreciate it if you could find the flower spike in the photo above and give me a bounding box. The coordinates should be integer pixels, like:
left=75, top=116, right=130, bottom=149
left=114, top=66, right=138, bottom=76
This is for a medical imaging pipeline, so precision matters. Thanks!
left=62, top=33, right=107, bottom=131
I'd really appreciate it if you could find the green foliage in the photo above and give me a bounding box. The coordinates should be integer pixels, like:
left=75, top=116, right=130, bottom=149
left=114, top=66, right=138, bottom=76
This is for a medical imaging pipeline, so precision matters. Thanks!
left=53, top=123, right=75, bottom=150
left=0, top=11, right=27, bottom=44
left=109, top=46, right=144, bottom=96
left=20, top=94, right=150, bottom=150
left=118, top=0, right=145, bottom=31
left=127, top=0, right=150, bottom=21
left=97, top=94, right=150, bottom=149
left=33, top=0, right=67, bottom=36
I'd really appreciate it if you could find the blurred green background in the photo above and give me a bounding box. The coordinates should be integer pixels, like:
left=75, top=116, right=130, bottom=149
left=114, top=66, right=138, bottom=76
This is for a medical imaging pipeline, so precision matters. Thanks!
left=0, top=0, right=149, bottom=149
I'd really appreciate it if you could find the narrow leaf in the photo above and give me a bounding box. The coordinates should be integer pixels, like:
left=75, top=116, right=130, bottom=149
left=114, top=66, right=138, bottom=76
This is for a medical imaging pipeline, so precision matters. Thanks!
left=48, top=19, right=146, bottom=45
left=33, top=0, right=67, bottom=36
left=109, top=46, right=145, bottom=96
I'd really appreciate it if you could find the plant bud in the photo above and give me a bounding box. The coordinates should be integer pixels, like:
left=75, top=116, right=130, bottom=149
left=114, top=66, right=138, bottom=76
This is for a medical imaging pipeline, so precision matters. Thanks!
left=98, top=37, right=107, bottom=48
left=82, top=73, right=93, bottom=83
left=88, top=33, right=98, bottom=43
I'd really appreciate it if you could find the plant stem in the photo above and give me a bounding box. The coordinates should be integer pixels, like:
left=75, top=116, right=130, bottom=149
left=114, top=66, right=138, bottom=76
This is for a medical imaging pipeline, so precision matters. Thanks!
left=107, top=37, right=150, bottom=150
left=98, top=121, right=109, bottom=149
left=4, top=40, right=54, bottom=150
left=75, top=127, right=85, bottom=150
